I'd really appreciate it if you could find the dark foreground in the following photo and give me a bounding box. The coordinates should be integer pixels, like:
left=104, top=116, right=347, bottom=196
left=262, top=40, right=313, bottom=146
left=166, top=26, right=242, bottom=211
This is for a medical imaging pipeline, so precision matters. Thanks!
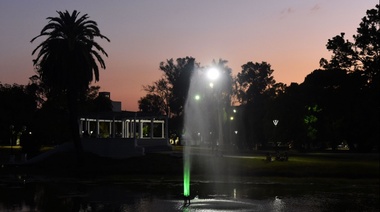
left=1, top=175, right=378, bottom=211
left=0, top=147, right=379, bottom=211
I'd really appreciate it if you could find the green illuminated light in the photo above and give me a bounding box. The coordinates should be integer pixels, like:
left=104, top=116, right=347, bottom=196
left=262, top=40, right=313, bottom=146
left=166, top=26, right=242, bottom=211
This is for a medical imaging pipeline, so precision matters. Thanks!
left=183, top=154, right=190, bottom=197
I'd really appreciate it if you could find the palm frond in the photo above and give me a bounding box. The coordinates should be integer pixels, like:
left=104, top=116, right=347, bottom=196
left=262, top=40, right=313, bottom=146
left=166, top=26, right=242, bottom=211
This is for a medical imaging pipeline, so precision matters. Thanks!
left=31, top=10, right=110, bottom=92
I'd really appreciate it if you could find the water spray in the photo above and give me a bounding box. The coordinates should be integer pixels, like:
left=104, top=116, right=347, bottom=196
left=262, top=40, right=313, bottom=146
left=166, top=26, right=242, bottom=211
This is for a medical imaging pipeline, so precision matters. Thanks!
left=183, top=147, right=190, bottom=205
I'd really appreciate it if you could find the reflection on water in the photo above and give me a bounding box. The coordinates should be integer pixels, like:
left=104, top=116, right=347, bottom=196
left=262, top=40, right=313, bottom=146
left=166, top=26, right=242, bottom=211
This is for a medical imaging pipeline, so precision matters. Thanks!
left=272, top=196, right=284, bottom=211
left=0, top=176, right=378, bottom=211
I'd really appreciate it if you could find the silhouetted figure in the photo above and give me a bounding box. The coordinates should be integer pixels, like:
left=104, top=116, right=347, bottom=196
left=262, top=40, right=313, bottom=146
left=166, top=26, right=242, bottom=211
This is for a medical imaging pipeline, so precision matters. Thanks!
left=266, top=152, right=272, bottom=162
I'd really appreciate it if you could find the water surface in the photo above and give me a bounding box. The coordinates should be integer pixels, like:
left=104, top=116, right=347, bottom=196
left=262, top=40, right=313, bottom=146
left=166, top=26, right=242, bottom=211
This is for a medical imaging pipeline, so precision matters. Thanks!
left=0, top=175, right=378, bottom=211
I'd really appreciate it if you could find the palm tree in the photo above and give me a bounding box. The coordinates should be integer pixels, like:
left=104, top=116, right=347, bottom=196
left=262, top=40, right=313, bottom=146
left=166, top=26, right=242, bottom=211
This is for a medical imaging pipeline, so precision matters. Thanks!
left=31, top=10, right=110, bottom=161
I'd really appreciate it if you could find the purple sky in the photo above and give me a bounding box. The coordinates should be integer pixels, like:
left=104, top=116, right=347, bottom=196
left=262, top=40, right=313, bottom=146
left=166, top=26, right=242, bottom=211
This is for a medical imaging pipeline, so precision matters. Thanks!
left=0, top=0, right=377, bottom=111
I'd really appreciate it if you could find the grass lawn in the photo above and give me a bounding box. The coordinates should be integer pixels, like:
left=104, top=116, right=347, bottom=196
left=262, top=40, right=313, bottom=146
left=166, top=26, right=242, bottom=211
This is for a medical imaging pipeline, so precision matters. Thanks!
left=231, top=155, right=379, bottom=178
left=1, top=147, right=378, bottom=182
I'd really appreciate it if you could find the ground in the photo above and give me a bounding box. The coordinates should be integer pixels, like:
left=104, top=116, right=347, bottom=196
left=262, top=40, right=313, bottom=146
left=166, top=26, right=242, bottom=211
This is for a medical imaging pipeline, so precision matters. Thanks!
left=1, top=144, right=378, bottom=181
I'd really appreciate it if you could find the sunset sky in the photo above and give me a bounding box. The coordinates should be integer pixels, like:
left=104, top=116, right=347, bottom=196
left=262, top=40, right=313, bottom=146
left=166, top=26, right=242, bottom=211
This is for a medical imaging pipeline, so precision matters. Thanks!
left=0, top=0, right=377, bottom=111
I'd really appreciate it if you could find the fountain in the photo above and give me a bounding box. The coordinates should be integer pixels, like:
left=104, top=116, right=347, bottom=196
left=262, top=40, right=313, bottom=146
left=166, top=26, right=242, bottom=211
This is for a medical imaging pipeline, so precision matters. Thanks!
left=183, top=148, right=190, bottom=205
left=182, top=67, right=225, bottom=205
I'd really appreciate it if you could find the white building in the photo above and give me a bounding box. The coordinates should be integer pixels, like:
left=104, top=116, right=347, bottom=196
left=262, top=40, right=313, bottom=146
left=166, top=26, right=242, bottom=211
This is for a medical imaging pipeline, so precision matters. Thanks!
left=77, top=92, right=171, bottom=158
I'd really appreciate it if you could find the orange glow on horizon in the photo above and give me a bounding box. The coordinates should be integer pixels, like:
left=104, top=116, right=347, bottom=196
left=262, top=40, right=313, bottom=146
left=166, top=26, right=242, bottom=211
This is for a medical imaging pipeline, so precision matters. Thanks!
left=0, top=1, right=376, bottom=111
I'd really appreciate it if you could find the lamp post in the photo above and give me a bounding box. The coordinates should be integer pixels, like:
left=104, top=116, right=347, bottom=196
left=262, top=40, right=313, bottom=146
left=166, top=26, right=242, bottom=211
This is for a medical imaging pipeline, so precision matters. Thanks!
left=273, top=119, right=279, bottom=149
left=229, top=108, right=237, bottom=147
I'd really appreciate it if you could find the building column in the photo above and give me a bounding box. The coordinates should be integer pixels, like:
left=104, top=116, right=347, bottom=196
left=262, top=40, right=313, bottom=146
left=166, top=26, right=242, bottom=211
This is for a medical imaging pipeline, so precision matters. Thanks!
left=161, top=120, right=165, bottom=138
left=165, top=116, right=169, bottom=144
left=86, top=119, right=90, bottom=134
left=122, top=120, right=125, bottom=138
left=139, top=120, right=143, bottom=138
left=126, top=120, right=130, bottom=138
left=112, top=117, right=116, bottom=138
left=83, top=119, right=87, bottom=134
left=150, top=118, right=154, bottom=139
left=79, top=119, right=83, bottom=136
left=134, top=113, right=137, bottom=146
left=96, top=119, right=100, bottom=138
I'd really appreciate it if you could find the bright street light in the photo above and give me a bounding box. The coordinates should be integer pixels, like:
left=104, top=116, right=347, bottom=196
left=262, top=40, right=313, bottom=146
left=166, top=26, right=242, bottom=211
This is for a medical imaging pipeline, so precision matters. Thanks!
left=206, top=67, right=220, bottom=81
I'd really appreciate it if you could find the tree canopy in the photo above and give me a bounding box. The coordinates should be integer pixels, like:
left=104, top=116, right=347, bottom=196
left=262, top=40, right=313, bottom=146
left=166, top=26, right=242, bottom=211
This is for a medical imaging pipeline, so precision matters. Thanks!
left=31, top=10, right=110, bottom=159
left=31, top=10, right=110, bottom=96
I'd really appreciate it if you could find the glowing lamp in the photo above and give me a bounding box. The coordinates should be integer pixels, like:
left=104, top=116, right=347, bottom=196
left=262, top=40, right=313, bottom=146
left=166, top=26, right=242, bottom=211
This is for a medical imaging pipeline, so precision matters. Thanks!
left=207, top=67, right=220, bottom=81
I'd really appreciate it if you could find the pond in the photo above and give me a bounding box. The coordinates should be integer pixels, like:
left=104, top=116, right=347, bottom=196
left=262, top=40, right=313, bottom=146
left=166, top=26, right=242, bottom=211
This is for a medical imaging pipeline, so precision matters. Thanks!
left=0, top=175, right=378, bottom=211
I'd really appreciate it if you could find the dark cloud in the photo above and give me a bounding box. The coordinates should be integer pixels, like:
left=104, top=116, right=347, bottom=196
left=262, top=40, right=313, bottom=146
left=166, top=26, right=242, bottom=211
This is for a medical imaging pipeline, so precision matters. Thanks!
left=310, top=4, right=320, bottom=12
left=279, top=7, right=295, bottom=19
left=281, top=7, right=295, bottom=15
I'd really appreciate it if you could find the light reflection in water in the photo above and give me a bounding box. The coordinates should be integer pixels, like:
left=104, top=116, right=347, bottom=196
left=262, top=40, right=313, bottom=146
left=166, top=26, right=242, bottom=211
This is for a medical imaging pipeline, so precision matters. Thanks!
left=272, top=196, right=285, bottom=211
left=0, top=179, right=378, bottom=211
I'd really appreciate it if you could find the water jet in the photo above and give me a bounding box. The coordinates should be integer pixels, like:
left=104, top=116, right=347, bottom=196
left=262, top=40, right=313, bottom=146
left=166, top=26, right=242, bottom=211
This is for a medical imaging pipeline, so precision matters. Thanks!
left=182, top=66, right=225, bottom=204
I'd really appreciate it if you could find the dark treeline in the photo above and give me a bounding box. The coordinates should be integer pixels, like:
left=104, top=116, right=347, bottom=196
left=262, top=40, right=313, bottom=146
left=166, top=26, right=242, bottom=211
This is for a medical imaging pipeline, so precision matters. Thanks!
left=0, top=83, right=112, bottom=147
left=140, top=5, right=379, bottom=152
left=0, top=5, right=378, bottom=153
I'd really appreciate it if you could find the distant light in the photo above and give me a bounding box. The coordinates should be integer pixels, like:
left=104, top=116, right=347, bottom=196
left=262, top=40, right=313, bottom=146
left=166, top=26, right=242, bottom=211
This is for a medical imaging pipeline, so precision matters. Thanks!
left=234, top=131, right=238, bottom=134
left=273, top=119, right=279, bottom=126
left=230, top=116, right=234, bottom=120
left=233, top=109, right=237, bottom=113
left=207, top=67, right=220, bottom=81
left=209, top=82, right=214, bottom=88
left=194, top=95, right=200, bottom=100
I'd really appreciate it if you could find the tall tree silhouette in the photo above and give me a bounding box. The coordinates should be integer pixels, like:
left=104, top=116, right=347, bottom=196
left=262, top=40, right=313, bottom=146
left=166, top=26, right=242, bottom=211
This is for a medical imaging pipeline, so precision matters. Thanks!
left=318, top=4, right=379, bottom=151
left=31, top=10, right=110, bottom=160
left=235, top=61, right=277, bottom=148
left=235, top=61, right=276, bottom=105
